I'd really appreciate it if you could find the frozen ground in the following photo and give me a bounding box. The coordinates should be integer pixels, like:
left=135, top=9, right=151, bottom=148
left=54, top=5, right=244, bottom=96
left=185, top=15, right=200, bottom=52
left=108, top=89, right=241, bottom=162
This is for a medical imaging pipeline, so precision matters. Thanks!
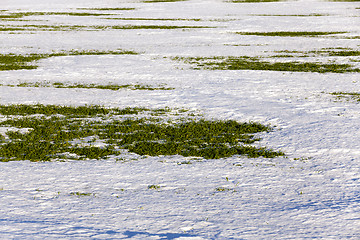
left=0, top=0, right=360, bottom=239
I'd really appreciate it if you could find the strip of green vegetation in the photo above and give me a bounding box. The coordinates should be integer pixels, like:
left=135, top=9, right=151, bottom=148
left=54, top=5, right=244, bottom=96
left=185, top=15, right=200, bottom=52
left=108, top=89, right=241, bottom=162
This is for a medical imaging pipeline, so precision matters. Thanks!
left=0, top=19, right=45, bottom=22
left=0, top=24, right=96, bottom=31
left=143, top=0, right=187, bottom=2
left=0, top=49, right=138, bottom=71
left=327, top=50, right=360, bottom=56
left=34, top=12, right=115, bottom=17
left=77, top=8, right=136, bottom=11
left=251, top=14, right=329, bottom=17
left=327, top=0, right=360, bottom=1
left=330, top=92, right=360, bottom=102
left=0, top=12, right=116, bottom=19
left=174, top=56, right=360, bottom=73
left=271, top=49, right=360, bottom=58
left=235, top=31, right=346, bottom=37
left=0, top=24, right=211, bottom=32
left=0, top=25, right=86, bottom=31
left=0, top=104, right=147, bottom=116
left=70, top=192, right=94, bottom=197
left=2, top=82, right=174, bottom=91
left=148, top=185, right=161, bottom=190
left=0, top=104, right=283, bottom=161
left=215, top=187, right=234, bottom=192
left=0, top=53, right=45, bottom=71
left=104, top=17, right=201, bottom=21
left=110, top=25, right=211, bottom=30
left=50, top=49, right=139, bottom=56
left=228, top=0, right=283, bottom=2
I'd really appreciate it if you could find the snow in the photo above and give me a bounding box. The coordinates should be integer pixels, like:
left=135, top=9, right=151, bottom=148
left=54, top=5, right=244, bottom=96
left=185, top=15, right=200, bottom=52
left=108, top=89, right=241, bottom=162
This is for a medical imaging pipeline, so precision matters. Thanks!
left=1, top=0, right=360, bottom=239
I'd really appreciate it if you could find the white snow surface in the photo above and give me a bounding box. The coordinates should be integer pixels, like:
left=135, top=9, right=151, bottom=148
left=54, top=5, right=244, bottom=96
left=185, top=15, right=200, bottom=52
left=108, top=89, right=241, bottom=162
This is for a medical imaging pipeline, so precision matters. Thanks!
left=1, top=0, right=360, bottom=239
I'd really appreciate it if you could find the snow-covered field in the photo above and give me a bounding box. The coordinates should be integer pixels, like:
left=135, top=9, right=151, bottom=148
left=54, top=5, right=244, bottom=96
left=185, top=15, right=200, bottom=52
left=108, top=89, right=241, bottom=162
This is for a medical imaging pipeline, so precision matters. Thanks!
left=1, top=0, right=360, bottom=239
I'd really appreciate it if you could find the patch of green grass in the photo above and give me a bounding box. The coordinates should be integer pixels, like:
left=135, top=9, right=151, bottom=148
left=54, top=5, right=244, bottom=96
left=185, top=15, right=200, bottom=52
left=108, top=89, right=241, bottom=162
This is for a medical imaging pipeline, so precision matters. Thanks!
left=330, top=92, right=360, bottom=102
left=0, top=26, right=30, bottom=31
left=148, top=185, right=161, bottom=189
left=0, top=53, right=45, bottom=71
left=57, top=49, right=139, bottom=56
left=235, top=31, right=346, bottom=37
left=251, top=14, right=330, bottom=17
left=0, top=15, right=20, bottom=19
left=0, top=19, right=44, bottom=22
left=57, top=83, right=173, bottom=91
left=0, top=12, right=115, bottom=19
left=104, top=17, right=201, bottom=21
left=228, top=0, right=283, bottom=2
left=0, top=24, right=89, bottom=31
left=143, top=0, right=187, bottom=2
left=0, top=105, right=283, bottom=161
left=215, top=187, right=234, bottom=192
left=5, top=82, right=174, bottom=91
left=110, top=25, right=211, bottom=30
left=0, top=49, right=138, bottom=71
left=124, top=121, right=279, bottom=159
left=70, top=192, right=94, bottom=197
left=0, top=104, right=147, bottom=116
left=327, top=50, right=360, bottom=57
left=0, top=24, right=211, bottom=32
left=271, top=49, right=360, bottom=58
left=173, top=56, right=360, bottom=73
left=327, top=0, right=360, bottom=1
left=77, top=8, right=136, bottom=11
left=39, top=12, right=114, bottom=17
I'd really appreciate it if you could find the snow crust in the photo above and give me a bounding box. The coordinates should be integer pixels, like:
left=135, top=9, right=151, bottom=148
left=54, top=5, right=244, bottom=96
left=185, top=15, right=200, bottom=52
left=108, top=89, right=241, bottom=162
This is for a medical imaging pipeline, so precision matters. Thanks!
left=1, top=0, right=360, bottom=239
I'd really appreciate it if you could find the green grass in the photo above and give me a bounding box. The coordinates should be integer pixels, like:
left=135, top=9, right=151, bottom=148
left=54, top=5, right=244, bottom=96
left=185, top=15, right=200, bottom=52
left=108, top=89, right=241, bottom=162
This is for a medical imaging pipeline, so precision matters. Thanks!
left=104, top=17, right=201, bottom=21
left=2, top=82, right=174, bottom=91
left=0, top=24, right=211, bottom=32
left=330, top=92, right=360, bottom=102
left=235, top=31, right=346, bottom=37
left=272, top=48, right=360, bottom=57
left=0, top=12, right=116, bottom=19
left=148, top=185, right=161, bottom=189
left=215, top=187, right=234, bottom=192
left=0, top=25, right=88, bottom=31
left=76, top=8, right=136, bottom=11
left=0, top=54, right=45, bottom=71
left=0, top=49, right=138, bottom=71
left=228, top=0, right=283, bottom=2
left=251, top=14, right=330, bottom=17
left=0, top=104, right=148, bottom=116
left=110, top=25, right=211, bottom=30
left=52, top=49, right=139, bottom=56
left=70, top=192, right=94, bottom=197
left=143, top=0, right=187, bottom=2
left=327, top=50, right=360, bottom=56
left=173, top=56, right=360, bottom=73
left=0, top=104, right=284, bottom=161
